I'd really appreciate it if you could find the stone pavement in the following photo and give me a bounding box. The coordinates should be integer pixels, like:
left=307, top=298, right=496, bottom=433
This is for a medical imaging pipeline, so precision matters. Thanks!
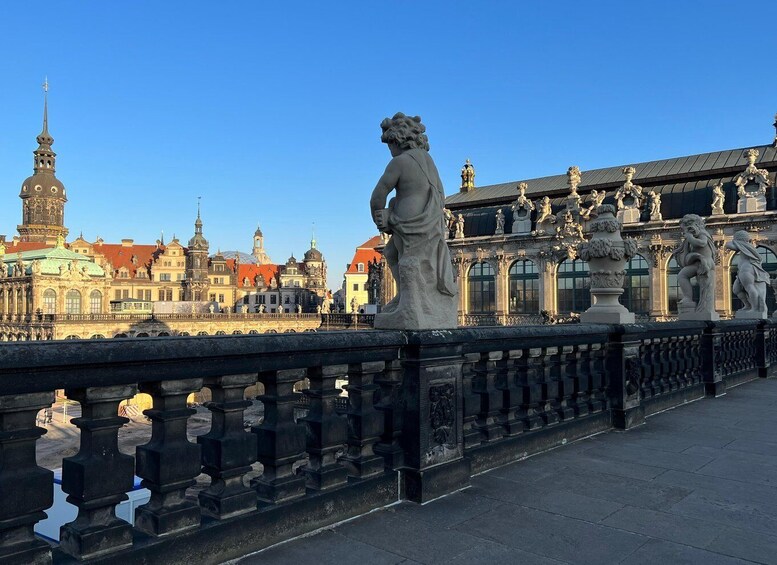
left=236, top=379, right=777, bottom=564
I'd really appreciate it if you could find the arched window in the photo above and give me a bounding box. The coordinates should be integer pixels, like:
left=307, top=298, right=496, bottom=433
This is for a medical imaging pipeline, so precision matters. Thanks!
left=557, top=258, right=590, bottom=314
left=623, top=255, right=650, bottom=315
left=43, top=289, right=56, bottom=314
left=89, top=290, right=102, bottom=314
left=65, top=290, right=81, bottom=314
left=508, top=260, right=539, bottom=314
left=667, top=257, right=698, bottom=313
left=468, top=262, right=495, bottom=314
left=731, top=246, right=777, bottom=312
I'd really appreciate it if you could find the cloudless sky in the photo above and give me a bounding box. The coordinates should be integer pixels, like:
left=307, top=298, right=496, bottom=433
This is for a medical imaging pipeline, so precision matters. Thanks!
left=1, top=1, right=776, bottom=290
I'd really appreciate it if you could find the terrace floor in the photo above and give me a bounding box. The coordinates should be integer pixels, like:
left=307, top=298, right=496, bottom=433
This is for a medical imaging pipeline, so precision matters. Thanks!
left=236, top=378, right=777, bottom=565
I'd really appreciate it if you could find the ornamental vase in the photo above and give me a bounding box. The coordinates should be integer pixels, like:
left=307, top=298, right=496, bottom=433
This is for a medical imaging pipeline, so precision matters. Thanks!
left=578, top=205, right=637, bottom=323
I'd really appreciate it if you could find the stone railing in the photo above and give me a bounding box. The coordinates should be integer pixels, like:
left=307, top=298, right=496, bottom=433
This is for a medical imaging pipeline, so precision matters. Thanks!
left=0, top=319, right=775, bottom=564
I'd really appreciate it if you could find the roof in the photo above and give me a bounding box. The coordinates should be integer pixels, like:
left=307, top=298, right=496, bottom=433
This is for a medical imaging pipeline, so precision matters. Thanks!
left=445, top=143, right=777, bottom=208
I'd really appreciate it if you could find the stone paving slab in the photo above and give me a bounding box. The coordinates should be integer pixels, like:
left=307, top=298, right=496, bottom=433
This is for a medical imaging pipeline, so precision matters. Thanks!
left=236, top=379, right=777, bottom=565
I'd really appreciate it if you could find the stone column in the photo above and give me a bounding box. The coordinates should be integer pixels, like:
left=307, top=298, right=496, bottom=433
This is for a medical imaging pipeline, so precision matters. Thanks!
left=399, top=332, right=470, bottom=503
left=135, top=378, right=202, bottom=536
left=198, top=374, right=258, bottom=519
left=0, top=391, right=54, bottom=564
left=60, top=385, right=136, bottom=559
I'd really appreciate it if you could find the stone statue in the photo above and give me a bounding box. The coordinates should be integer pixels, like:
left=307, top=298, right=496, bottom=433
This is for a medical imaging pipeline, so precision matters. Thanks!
left=511, top=182, right=534, bottom=234
left=494, top=209, right=505, bottom=235
left=443, top=208, right=455, bottom=239
left=711, top=183, right=725, bottom=215
left=536, top=196, right=553, bottom=225
left=648, top=190, right=662, bottom=221
left=369, top=112, right=458, bottom=329
left=671, top=214, right=719, bottom=320
left=460, top=159, right=475, bottom=192
left=454, top=214, right=465, bottom=239
left=726, top=231, right=768, bottom=319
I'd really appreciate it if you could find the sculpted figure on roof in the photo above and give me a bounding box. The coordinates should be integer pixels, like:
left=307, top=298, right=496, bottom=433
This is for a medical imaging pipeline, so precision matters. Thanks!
left=370, top=112, right=457, bottom=329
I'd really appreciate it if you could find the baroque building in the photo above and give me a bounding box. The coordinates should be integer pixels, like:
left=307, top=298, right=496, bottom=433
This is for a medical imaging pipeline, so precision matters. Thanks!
left=376, top=115, right=777, bottom=324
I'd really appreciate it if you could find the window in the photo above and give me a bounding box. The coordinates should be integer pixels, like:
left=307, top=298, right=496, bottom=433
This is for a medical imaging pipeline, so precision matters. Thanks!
left=90, top=290, right=102, bottom=314
left=468, top=262, right=495, bottom=314
left=508, top=260, right=539, bottom=314
left=557, top=259, right=590, bottom=314
left=43, top=289, right=56, bottom=314
left=65, top=290, right=82, bottom=315
left=623, top=255, right=650, bottom=315
left=730, top=245, right=777, bottom=312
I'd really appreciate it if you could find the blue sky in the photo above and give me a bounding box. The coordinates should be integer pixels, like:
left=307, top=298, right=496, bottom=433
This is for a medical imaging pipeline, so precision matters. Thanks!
left=1, top=1, right=776, bottom=290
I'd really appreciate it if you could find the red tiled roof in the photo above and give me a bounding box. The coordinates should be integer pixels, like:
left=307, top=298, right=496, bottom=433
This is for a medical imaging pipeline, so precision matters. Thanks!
left=236, top=263, right=280, bottom=288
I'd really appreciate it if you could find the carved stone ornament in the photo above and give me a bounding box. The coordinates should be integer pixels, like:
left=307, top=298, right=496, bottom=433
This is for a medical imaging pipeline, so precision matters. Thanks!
left=578, top=204, right=637, bottom=323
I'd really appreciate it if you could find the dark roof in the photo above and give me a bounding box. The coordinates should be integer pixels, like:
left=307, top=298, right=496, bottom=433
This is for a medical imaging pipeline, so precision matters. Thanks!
left=446, top=144, right=777, bottom=209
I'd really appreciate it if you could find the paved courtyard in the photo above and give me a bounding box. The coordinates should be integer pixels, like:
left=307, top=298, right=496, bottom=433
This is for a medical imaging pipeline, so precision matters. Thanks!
left=237, top=378, right=777, bottom=564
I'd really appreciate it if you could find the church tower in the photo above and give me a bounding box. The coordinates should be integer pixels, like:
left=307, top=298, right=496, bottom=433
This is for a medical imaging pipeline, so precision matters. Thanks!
left=252, top=224, right=272, bottom=264
left=18, top=80, right=68, bottom=244
left=185, top=203, right=210, bottom=301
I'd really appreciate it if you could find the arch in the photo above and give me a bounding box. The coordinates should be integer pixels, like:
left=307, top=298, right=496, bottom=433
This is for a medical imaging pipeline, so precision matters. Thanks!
left=89, top=290, right=103, bottom=314
left=43, top=288, right=56, bottom=314
left=65, top=290, right=82, bottom=315
left=622, top=254, right=650, bottom=315
left=508, top=259, right=539, bottom=314
left=730, top=245, right=777, bottom=312
left=467, top=261, right=496, bottom=314
left=556, top=258, right=590, bottom=314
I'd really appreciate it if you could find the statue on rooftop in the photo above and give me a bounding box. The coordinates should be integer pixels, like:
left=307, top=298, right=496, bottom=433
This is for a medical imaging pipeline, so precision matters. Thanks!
left=494, top=209, right=505, bottom=235
left=671, top=214, right=719, bottom=320
left=711, top=183, right=725, bottom=215
left=726, top=231, right=768, bottom=319
left=370, top=112, right=458, bottom=329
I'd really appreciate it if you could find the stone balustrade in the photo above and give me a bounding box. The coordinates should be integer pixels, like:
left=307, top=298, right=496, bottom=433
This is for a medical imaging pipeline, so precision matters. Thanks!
left=0, top=320, right=774, bottom=563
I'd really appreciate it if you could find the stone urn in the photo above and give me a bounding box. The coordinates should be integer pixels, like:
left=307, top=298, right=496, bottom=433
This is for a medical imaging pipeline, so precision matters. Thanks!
left=578, top=204, right=638, bottom=323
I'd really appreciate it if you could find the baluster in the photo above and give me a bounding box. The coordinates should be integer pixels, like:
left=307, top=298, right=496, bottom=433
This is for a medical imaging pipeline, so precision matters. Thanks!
left=252, top=368, right=307, bottom=504
left=557, top=345, right=577, bottom=420
left=472, top=351, right=505, bottom=441
left=340, top=361, right=385, bottom=479
left=0, top=392, right=54, bottom=564
left=460, top=353, right=482, bottom=449
left=519, top=347, right=544, bottom=430
left=301, top=365, right=348, bottom=490
left=60, top=385, right=136, bottom=559
left=135, top=379, right=202, bottom=536
left=540, top=347, right=560, bottom=426
left=498, top=350, right=524, bottom=436
left=374, top=360, right=405, bottom=468
left=198, top=374, right=258, bottom=519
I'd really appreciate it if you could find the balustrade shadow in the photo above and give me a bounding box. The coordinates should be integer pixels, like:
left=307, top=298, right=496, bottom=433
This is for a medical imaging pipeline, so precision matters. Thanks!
left=0, top=320, right=774, bottom=564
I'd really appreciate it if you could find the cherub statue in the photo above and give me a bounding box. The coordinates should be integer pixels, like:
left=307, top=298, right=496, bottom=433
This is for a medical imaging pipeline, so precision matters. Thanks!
left=536, top=196, right=553, bottom=224
left=455, top=214, right=465, bottom=239
left=671, top=214, right=718, bottom=315
left=369, top=112, right=457, bottom=329
left=726, top=231, right=768, bottom=317
left=711, top=183, right=725, bottom=215
left=494, top=209, right=505, bottom=235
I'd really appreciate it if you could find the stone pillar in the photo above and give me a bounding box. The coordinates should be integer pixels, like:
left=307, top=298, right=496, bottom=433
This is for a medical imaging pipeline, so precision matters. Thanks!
left=252, top=368, right=307, bottom=504
left=135, top=378, right=202, bottom=536
left=340, top=361, right=385, bottom=479
left=60, top=385, right=136, bottom=559
left=0, top=391, right=54, bottom=565
left=701, top=322, right=726, bottom=397
left=373, top=360, right=404, bottom=469
left=197, top=374, right=258, bottom=519
left=300, top=365, right=349, bottom=490
left=607, top=330, right=645, bottom=429
left=400, top=332, right=470, bottom=503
